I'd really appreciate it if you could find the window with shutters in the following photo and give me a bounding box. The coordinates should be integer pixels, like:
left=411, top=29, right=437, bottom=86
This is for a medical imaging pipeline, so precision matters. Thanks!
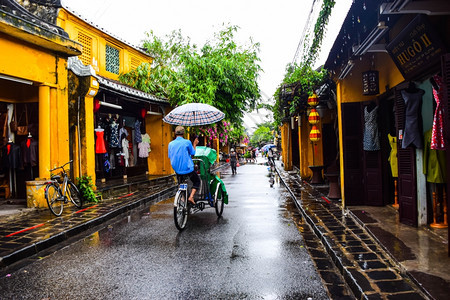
left=105, top=44, right=120, bottom=74
left=77, top=32, right=92, bottom=66
left=131, top=56, right=141, bottom=70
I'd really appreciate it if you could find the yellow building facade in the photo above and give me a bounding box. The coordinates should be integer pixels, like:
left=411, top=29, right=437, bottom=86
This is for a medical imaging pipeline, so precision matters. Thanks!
left=0, top=0, right=81, bottom=202
left=56, top=7, right=173, bottom=185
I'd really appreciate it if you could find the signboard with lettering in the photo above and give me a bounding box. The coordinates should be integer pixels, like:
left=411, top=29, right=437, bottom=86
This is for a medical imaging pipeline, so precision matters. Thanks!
left=386, top=15, right=446, bottom=80
left=362, top=70, right=379, bottom=95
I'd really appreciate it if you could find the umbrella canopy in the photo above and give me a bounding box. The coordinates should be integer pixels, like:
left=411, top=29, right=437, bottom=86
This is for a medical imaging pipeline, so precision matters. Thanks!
left=163, top=103, right=225, bottom=126
left=261, top=144, right=276, bottom=152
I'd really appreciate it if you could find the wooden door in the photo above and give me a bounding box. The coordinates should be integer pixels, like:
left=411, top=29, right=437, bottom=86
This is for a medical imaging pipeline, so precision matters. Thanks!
left=441, top=53, right=450, bottom=254
left=342, top=102, right=364, bottom=205
left=395, top=89, right=418, bottom=226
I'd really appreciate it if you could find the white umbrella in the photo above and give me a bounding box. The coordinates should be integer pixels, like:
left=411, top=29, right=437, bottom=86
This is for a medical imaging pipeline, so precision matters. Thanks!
left=163, top=103, right=225, bottom=126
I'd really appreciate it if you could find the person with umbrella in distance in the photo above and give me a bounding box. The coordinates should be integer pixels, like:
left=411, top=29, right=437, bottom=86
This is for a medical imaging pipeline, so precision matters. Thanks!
left=229, top=148, right=238, bottom=175
left=168, top=126, right=200, bottom=205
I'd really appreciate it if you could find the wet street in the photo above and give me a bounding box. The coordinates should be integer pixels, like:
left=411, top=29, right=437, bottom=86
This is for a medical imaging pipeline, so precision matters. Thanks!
left=0, top=162, right=333, bottom=299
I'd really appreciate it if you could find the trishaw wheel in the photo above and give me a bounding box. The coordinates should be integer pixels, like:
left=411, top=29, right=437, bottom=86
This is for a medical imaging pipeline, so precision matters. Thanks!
left=214, top=184, right=224, bottom=217
left=174, top=192, right=188, bottom=230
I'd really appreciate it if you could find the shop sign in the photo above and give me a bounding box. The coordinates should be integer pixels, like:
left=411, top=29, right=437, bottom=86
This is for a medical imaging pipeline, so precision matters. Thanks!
left=386, top=15, right=446, bottom=80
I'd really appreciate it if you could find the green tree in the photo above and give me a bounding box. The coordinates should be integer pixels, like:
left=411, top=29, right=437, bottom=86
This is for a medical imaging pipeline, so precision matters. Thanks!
left=119, top=25, right=262, bottom=127
left=250, top=123, right=274, bottom=147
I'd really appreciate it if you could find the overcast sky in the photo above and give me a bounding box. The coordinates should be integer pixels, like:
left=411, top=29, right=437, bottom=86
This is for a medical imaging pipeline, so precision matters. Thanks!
left=62, top=0, right=352, bottom=102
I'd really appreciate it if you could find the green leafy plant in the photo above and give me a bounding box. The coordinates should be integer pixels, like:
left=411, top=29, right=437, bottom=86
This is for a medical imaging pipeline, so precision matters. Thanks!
left=77, top=175, right=98, bottom=203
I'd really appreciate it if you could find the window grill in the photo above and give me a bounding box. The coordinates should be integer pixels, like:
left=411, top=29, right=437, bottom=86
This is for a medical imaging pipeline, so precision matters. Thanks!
left=106, top=44, right=120, bottom=74
left=77, top=32, right=92, bottom=66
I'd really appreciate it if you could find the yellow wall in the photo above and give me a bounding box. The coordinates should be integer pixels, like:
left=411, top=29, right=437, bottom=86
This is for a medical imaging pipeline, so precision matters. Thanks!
left=338, top=52, right=404, bottom=104
left=147, top=115, right=173, bottom=176
left=299, top=116, right=324, bottom=178
left=280, top=123, right=292, bottom=170
left=57, top=9, right=153, bottom=80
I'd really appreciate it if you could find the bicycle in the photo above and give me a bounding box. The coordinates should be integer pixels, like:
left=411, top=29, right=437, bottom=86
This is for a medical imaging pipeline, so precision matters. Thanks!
left=45, top=160, right=83, bottom=216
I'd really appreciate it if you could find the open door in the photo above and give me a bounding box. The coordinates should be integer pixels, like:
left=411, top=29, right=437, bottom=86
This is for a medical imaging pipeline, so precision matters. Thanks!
left=441, top=54, right=450, bottom=254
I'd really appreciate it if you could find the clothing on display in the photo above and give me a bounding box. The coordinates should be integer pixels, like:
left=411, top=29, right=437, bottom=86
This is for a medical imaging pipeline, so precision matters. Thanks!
left=431, top=75, right=445, bottom=150
left=3, top=141, right=22, bottom=169
left=95, top=129, right=107, bottom=154
left=122, top=137, right=129, bottom=167
left=21, top=136, right=38, bottom=166
left=138, top=133, right=151, bottom=158
left=134, top=120, right=142, bottom=143
left=109, top=120, right=120, bottom=148
left=363, top=104, right=380, bottom=151
left=423, top=129, right=446, bottom=183
left=401, top=87, right=425, bottom=149
left=388, top=133, right=398, bottom=178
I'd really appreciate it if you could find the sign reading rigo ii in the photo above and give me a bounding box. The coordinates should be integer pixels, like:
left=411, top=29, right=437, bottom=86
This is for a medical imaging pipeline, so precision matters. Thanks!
left=386, top=15, right=446, bottom=80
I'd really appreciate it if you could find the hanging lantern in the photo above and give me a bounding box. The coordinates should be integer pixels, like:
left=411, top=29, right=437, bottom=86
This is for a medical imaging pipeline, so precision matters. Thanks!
left=307, top=93, right=319, bottom=107
left=309, top=125, right=321, bottom=142
left=308, top=108, right=320, bottom=124
left=140, top=108, right=147, bottom=119
left=94, top=99, right=100, bottom=113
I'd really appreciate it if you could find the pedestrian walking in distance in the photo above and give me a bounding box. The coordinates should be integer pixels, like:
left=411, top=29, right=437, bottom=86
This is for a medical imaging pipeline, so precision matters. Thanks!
left=229, top=148, right=238, bottom=175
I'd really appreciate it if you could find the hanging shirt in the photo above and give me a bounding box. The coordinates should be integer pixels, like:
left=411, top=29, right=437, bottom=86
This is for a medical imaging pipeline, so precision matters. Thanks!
left=388, top=134, right=398, bottom=178
left=363, top=105, right=380, bottom=151
left=423, top=129, right=446, bottom=183
left=138, top=133, right=151, bottom=158
left=134, top=120, right=142, bottom=143
left=431, top=75, right=445, bottom=150
left=401, top=89, right=425, bottom=149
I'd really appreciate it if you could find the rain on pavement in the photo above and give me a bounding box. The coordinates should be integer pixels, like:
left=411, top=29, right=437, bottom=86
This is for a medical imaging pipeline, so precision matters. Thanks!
left=0, top=160, right=344, bottom=299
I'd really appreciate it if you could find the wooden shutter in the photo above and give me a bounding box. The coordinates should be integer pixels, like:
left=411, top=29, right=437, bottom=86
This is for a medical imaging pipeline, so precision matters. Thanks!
left=395, top=89, right=417, bottom=226
left=342, top=102, right=364, bottom=205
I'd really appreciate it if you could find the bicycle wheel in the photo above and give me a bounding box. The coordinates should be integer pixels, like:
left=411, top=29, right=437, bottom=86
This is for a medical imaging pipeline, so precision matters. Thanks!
left=173, top=191, right=188, bottom=230
left=214, top=184, right=224, bottom=217
left=45, top=183, right=63, bottom=216
left=67, top=181, right=83, bottom=208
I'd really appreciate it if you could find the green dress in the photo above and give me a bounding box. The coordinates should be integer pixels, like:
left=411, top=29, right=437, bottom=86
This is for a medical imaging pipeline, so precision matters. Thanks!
left=388, top=134, right=398, bottom=178
left=423, top=129, right=447, bottom=183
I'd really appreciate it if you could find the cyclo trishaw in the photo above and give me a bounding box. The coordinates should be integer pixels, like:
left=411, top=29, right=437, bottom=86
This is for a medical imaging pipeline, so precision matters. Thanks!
left=174, top=146, right=228, bottom=230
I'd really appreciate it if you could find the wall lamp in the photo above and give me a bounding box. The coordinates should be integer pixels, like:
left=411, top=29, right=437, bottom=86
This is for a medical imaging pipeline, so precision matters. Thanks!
left=353, top=22, right=389, bottom=56
left=147, top=111, right=162, bottom=116
left=0, top=74, right=33, bottom=85
left=338, top=60, right=355, bottom=80
left=99, top=101, right=122, bottom=110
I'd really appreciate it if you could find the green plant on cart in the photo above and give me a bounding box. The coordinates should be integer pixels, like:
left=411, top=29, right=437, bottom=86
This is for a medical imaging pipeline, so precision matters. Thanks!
left=77, top=175, right=98, bottom=203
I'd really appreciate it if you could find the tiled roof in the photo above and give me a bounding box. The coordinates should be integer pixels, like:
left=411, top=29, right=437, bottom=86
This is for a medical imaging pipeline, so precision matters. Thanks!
left=97, top=75, right=169, bottom=104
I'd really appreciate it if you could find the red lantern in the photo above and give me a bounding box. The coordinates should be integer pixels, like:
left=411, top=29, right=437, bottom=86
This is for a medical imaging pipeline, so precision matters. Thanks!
left=94, top=99, right=100, bottom=113
left=308, top=108, right=320, bottom=125
left=140, top=108, right=146, bottom=119
left=309, top=125, right=321, bottom=142
left=307, top=93, right=319, bottom=107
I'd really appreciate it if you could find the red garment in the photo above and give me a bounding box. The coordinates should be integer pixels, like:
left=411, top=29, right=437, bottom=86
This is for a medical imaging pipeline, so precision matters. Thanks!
left=95, top=130, right=107, bottom=154
left=431, top=75, right=445, bottom=150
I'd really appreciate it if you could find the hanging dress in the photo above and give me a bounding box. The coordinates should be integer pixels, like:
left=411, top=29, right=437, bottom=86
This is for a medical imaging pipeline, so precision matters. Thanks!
left=109, top=121, right=120, bottom=148
left=388, top=133, right=398, bottom=178
left=431, top=75, right=445, bottom=150
left=95, top=130, right=107, bottom=154
left=401, top=89, right=424, bottom=149
left=122, top=137, right=129, bottom=167
left=363, top=105, right=380, bottom=151
left=138, top=133, right=151, bottom=158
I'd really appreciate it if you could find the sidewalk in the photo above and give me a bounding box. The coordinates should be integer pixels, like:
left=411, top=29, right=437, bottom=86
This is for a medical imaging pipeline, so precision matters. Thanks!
left=275, top=162, right=449, bottom=300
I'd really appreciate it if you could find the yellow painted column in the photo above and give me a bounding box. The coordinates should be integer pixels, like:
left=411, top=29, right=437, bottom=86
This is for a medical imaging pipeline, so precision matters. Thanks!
left=39, top=85, right=51, bottom=179
left=83, top=77, right=98, bottom=182
left=337, top=81, right=345, bottom=207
